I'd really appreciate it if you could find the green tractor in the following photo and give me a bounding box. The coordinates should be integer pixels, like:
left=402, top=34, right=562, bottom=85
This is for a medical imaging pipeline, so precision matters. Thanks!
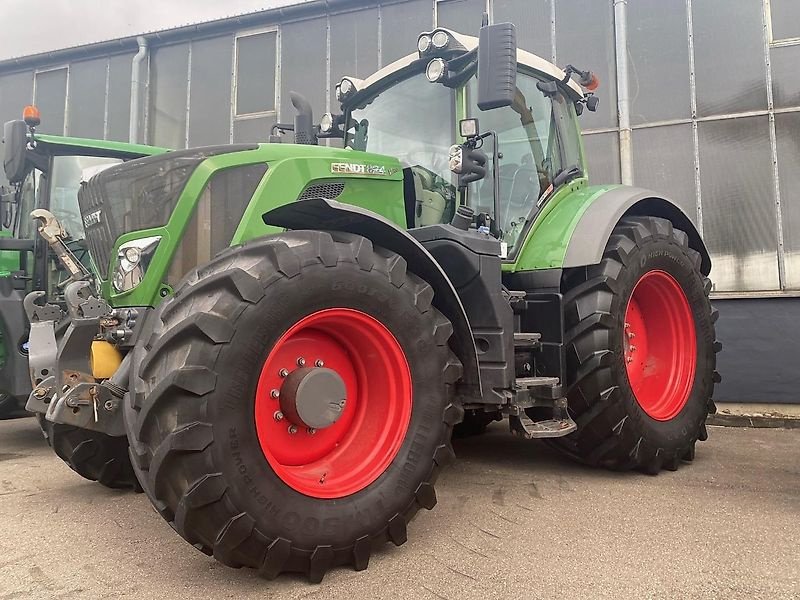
left=27, top=21, right=719, bottom=581
left=1, top=107, right=165, bottom=486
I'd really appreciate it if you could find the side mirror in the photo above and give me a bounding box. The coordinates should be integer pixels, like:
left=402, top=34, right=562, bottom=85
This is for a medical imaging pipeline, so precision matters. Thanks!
left=290, top=92, right=318, bottom=146
left=3, top=120, right=29, bottom=184
left=477, top=22, right=517, bottom=111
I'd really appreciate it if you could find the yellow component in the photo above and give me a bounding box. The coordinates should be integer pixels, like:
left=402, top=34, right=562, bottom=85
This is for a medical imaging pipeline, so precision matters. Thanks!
left=90, top=341, right=123, bottom=380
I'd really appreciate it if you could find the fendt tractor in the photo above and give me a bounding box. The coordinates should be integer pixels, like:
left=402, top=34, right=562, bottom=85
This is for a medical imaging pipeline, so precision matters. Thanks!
left=0, top=107, right=165, bottom=486
left=26, top=20, right=720, bottom=582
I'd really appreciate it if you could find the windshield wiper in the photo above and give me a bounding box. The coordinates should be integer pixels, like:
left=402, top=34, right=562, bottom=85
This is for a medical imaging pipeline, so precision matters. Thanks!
left=552, top=164, right=583, bottom=189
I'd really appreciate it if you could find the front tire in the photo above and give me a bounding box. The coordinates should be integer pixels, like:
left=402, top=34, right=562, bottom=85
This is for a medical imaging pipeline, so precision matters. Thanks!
left=126, top=231, right=462, bottom=582
left=554, top=216, right=720, bottom=473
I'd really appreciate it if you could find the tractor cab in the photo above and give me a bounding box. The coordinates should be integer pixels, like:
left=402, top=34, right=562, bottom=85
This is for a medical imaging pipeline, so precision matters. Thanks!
left=327, top=25, right=596, bottom=256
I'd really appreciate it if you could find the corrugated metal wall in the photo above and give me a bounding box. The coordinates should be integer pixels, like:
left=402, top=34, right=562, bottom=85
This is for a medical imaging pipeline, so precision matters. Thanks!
left=1, top=0, right=799, bottom=296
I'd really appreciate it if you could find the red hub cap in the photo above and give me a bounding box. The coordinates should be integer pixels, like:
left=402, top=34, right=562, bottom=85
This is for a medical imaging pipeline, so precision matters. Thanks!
left=254, top=308, right=412, bottom=498
left=623, top=270, right=697, bottom=421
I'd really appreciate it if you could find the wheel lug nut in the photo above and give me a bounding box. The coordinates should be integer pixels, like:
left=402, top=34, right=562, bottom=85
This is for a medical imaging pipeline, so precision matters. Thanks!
left=279, top=368, right=289, bottom=378
left=314, top=359, right=324, bottom=367
left=627, top=331, right=635, bottom=339
left=288, top=425, right=298, bottom=435
left=274, top=411, right=284, bottom=421
left=270, top=389, right=280, bottom=399
left=627, top=356, right=634, bottom=363
left=307, top=428, right=316, bottom=435
left=630, top=345, right=637, bottom=352
left=297, top=357, right=306, bottom=367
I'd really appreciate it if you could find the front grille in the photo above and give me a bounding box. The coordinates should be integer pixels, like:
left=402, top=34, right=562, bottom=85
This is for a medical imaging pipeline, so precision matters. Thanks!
left=79, top=178, right=115, bottom=279
left=297, top=182, right=345, bottom=201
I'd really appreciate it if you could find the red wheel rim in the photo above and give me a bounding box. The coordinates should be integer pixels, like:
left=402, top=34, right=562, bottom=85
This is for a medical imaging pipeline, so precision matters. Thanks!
left=254, top=308, right=412, bottom=498
left=623, top=270, right=697, bottom=421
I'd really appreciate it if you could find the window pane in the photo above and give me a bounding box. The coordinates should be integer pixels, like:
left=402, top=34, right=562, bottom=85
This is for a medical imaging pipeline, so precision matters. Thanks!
left=233, top=116, right=275, bottom=143
left=148, top=43, right=189, bottom=148
left=770, top=45, right=800, bottom=110
left=280, top=18, right=327, bottom=120
left=0, top=71, right=33, bottom=130
left=436, top=0, right=485, bottom=34
left=330, top=8, right=379, bottom=111
left=775, top=112, right=800, bottom=289
left=628, top=0, right=691, bottom=124
left=67, top=58, right=106, bottom=140
left=555, top=0, right=617, bottom=130
left=34, top=68, right=68, bottom=135
left=493, top=0, right=551, bottom=60
left=692, top=0, right=767, bottom=117
left=381, top=0, right=433, bottom=66
left=698, top=116, right=778, bottom=292
left=235, top=31, right=276, bottom=116
left=583, top=132, right=620, bottom=185
left=189, top=36, right=233, bottom=146
left=632, top=124, right=696, bottom=223
left=107, top=54, right=133, bottom=142
left=770, top=0, right=800, bottom=41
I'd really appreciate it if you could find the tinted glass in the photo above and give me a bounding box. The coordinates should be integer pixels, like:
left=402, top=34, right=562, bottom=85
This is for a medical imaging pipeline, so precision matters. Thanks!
left=493, top=0, right=552, bottom=60
left=632, top=124, right=696, bottom=222
left=149, top=43, right=189, bottom=148
left=67, top=58, right=107, bottom=139
left=436, top=0, right=485, bottom=34
left=236, top=31, right=277, bottom=115
left=775, top=112, right=800, bottom=288
left=380, top=0, right=433, bottom=65
left=107, top=54, right=133, bottom=142
left=34, top=68, right=68, bottom=135
left=281, top=18, right=327, bottom=120
left=628, top=0, right=691, bottom=124
left=555, top=0, right=617, bottom=130
left=189, top=35, right=234, bottom=146
left=330, top=8, right=379, bottom=110
left=698, top=116, right=778, bottom=291
left=692, top=0, right=767, bottom=117
left=770, top=0, right=800, bottom=41
left=582, top=132, right=620, bottom=185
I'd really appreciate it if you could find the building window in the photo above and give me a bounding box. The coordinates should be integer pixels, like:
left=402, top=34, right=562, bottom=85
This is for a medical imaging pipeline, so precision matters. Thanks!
left=33, top=67, right=68, bottom=135
left=769, top=0, right=800, bottom=46
left=234, top=30, right=278, bottom=116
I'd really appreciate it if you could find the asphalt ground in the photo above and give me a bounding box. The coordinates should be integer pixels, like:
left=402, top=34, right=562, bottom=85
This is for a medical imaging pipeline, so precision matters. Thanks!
left=0, top=417, right=797, bottom=599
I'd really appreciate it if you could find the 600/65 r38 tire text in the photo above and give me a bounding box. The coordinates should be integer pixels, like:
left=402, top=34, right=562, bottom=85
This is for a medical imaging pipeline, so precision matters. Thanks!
left=125, top=231, right=462, bottom=582
left=552, top=216, right=721, bottom=474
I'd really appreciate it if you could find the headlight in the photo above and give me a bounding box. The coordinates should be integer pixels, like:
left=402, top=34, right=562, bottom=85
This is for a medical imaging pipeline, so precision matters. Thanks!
left=426, top=58, right=447, bottom=83
left=432, top=30, right=450, bottom=49
left=112, top=236, right=161, bottom=293
left=319, top=113, right=334, bottom=134
left=417, top=34, right=432, bottom=54
left=337, top=77, right=358, bottom=102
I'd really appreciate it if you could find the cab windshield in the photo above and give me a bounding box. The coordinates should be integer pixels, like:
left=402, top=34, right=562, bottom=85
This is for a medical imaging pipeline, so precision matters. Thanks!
left=347, top=73, right=458, bottom=226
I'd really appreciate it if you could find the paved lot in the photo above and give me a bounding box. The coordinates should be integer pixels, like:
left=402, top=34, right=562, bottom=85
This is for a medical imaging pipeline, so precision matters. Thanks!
left=0, top=418, right=797, bottom=599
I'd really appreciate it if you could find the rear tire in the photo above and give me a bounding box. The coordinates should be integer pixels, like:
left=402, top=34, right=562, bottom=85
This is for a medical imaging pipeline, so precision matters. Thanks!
left=553, top=216, right=720, bottom=473
left=125, top=231, right=462, bottom=582
left=36, top=414, right=139, bottom=489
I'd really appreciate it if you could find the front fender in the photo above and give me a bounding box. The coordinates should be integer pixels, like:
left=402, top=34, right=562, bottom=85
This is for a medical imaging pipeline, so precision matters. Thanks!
left=263, top=198, right=482, bottom=399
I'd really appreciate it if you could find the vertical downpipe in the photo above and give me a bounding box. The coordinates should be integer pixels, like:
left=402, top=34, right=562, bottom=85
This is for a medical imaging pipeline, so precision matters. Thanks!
left=613, top=0, right=633, bottom=185
left=129, top=36, right=148, bottom=144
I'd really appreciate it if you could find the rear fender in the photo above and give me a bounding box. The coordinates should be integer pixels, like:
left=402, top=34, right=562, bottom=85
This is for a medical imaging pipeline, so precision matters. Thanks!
left=263, top=198, right=482, bottom=400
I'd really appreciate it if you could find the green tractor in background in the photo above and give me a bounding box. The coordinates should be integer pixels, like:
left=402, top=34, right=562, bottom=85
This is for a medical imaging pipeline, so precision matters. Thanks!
left=1, top=107, right=165, bottom=487
left=26, top=20, right=719, bottom=582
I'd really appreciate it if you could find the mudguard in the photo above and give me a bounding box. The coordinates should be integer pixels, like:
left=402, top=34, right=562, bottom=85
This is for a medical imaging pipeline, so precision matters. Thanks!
left=263, top=198, right=482, bottom=400
left=564, top=186, right=711, bottom=275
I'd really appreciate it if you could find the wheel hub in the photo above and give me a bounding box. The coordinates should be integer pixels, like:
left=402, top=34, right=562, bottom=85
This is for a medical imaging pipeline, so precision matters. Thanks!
left=279, top=367, right=347, bottom=429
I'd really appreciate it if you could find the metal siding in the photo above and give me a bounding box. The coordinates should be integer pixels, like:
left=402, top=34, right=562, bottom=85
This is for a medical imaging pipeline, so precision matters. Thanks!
left=107, top=53, right=133, bottom=142
left=769, top=44, right=800, bottom=110
left=775, top=112, right=800, bottom=289
left=493, top=0, right=551, bottom=59
left=380, top=0, right=434, bottom=65
left=583, top=132, right=620, bottom=186
left=0, top=70, right=33, bottom=129
left=280, top=17, right=328, bottom=121
left=436, top=0, right=485, bottom=33
left=33, top=68, right=68, bottom=135
left=691, top=0, right=767, bottom=117
left=554, top=0, right=617, bottom=131
left=632, top=124, right=696, bottom=222
left=235, top=31, right=277, bottom=115
left=67, top=58, right=107, bottom=139
left=698, top=116, right=779, bottom=292
left=627, top=0, right=691, bottom=124
left=148, top=43, right=190, bottom=148
left=189, top=35, right=234, bottom=146
left=233, top=116, right=276, bottom=143
left=330, top=8, right=379, bottom=110
left=769, top=0, right=800, bottom=42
